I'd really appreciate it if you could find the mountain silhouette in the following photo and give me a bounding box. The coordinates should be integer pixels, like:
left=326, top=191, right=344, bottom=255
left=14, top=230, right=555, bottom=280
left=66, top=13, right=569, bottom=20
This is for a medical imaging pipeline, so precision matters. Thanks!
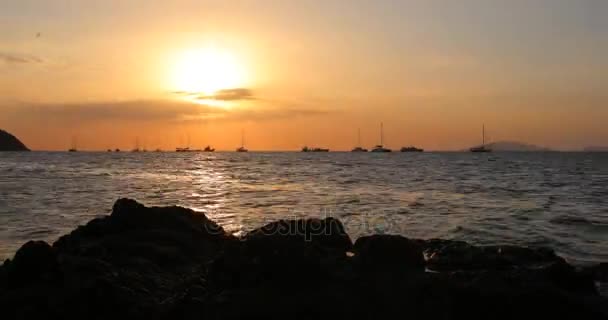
left=584, top=146, right=608, bottom=152
left=0, top=129, right=30, bottom=151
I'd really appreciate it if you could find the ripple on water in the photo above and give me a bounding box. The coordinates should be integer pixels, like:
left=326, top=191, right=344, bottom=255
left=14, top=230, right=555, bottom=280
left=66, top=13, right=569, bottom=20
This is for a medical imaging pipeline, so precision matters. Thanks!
left=0, top=152, right=607, bottom=264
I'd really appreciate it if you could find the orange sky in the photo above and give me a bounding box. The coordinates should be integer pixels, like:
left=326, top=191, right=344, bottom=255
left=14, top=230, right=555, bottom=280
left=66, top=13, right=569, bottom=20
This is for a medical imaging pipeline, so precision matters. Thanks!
left=1, top=0, right=607, bottom=151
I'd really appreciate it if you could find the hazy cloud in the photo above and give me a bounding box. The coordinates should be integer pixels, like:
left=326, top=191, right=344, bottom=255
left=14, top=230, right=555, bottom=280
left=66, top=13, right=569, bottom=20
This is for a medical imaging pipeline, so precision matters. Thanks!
left=7, top=99, right=223, bottom=123
left=197, top=88, right=254, bottom=101
left=5, top=98, right=331, bottom=124
left=172, top=88, right=255, bottom=101
left=0, top=52, right=43, bottom=64
left=181, top=106, right=332, bottom=124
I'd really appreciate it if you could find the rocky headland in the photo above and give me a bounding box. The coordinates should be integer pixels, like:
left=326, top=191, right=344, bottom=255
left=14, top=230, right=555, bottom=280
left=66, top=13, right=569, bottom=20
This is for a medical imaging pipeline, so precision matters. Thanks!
left=1, top=199, right=606, bottom=319
left=0, top=129, right=29, bottom=151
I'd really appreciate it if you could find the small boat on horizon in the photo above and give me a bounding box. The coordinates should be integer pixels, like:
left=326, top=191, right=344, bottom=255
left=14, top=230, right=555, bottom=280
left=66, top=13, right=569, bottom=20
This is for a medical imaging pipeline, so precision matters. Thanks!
left=351, top=129, right=368, bottom=152
left=68, top=136, right=78, bottom=152
left=176, top=147, right=205, bottom=152
left=400, top=146, right=424, bottom=152
left=470, top=124, right=492, bottom=153
left=371, top=123, right=391, bottom=152
left=131, top=137, right=141, bottom=152
left=302, top=146, right=329, bottom=152
left=236, top=130, right=248, bottom=152
left=204, top=145, right=215, bottom=152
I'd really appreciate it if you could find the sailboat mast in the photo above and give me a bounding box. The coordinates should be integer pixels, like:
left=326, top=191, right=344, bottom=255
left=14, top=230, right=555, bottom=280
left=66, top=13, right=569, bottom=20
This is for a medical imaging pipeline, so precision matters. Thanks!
left=482, top=124, right=485, bottom=146
left=380, top=122, right=384, bottom=146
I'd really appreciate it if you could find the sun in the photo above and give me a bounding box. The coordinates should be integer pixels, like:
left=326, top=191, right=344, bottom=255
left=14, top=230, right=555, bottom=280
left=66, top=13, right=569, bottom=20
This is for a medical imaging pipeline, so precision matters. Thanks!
left=170, top=47, right=247, bottom=95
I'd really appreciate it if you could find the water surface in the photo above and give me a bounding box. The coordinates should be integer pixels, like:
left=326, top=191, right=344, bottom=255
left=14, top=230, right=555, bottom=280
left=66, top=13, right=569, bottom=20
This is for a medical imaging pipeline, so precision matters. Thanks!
left=1, top=151, right=607, bottom=264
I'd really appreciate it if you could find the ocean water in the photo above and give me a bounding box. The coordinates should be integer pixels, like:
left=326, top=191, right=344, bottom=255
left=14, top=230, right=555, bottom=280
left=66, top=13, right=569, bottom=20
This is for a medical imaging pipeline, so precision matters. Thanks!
left=0, top=151, right=607, bottom=265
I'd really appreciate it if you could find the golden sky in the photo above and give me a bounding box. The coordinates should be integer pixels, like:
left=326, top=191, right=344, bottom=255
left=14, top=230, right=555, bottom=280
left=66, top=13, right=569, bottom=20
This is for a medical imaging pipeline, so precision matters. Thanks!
left=1, top=0, right=607, bottom=151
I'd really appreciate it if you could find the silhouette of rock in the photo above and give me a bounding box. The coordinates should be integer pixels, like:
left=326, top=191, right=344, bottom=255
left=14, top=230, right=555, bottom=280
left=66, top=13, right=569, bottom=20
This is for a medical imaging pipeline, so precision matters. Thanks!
left=244, top=217, right=353, bottom=251
left=422, top=239, right=566, bottom=271
left=0, top=129, right=29, bottom=151
left=353, top=234, right=424, bottom=271
left=2, top=241, right=59, bottom=287
left=1, top=199, right=607, bottom=320
left=208, top=218, right=352, bottom=291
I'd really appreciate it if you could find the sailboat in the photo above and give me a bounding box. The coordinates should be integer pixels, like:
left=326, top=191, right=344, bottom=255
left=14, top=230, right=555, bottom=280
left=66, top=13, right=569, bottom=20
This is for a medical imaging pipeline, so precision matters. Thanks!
left=301, top=146, right=329, bottom=152
left=371, top=123, right=391, bottom=152
left=176, top=134, right=200, bottom=152
left=131, top=137, right=141, bottom=152
left=351, top=128, right=368, bottom=152
left=400, top=146, right=424, bottom=152
left=68, top=136, right=78, bottom=152
left=236, top=130, right=248, bottom=152
left=470, top=124, right=492, bottom=152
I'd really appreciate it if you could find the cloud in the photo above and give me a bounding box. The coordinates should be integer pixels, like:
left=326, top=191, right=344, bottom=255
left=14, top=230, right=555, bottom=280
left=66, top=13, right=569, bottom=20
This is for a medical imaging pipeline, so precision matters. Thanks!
left=181, top=106, right=332, bottom=124
left=0, top=52, right=43, bottom=64
left=172, top=88, right=255, bottom=101
left=7, top=99, right=224, bottom=124
left=197, top=88, right=254, bottom=101
left=5, top=98, right=332, bottom=125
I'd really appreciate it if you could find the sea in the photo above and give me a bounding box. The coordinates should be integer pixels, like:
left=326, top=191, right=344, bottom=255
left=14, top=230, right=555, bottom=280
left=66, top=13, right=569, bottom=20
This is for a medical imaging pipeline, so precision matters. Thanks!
left=1, top=151, right=607, bottom=265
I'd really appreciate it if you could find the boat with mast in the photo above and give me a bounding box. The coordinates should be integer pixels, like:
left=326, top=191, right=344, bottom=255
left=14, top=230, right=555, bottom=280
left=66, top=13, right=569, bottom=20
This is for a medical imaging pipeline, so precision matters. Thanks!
left=371, top=123, right=391, bottom=152
left=301, top=146, right=329, bottom=152
left=236, top=130, right=248, bottom=152
left=470, top=124, right=492, bottom=152
left=175, top=133, right=202, bottom=152
left=351, top=128, right=368, bottom=152
left=400, top=146, right=424, bottom=152
left=68, top=136, right=78, bottom=152
left=131, top=137, right=141, bottom=152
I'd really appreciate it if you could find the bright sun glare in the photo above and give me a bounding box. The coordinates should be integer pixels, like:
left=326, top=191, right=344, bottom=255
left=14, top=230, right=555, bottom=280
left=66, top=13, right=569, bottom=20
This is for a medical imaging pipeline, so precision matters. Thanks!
left=170, top=47, right=247, bottom=95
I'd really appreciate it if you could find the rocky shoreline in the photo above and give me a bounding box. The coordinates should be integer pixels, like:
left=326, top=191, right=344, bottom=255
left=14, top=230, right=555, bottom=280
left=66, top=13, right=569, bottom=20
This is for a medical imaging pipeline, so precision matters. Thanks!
left=1, top=198, right=606, bottom=319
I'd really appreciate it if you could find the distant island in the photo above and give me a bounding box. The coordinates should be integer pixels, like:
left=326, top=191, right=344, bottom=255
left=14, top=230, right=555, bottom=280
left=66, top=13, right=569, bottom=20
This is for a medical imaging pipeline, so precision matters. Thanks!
left=467, top=141, right=551, bottom=152
left=0, top=129, right=30, bottom=151
left=584, top=146, right=608, bottom=152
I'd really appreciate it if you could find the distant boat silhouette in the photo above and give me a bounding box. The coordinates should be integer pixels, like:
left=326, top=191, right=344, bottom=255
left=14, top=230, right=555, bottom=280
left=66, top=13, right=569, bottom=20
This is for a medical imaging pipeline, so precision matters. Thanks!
left=68, top=136, right=78, bottom=152
left=236, top=130, right=248, bottom=152
left=470, top=125, right=492, bottom=153
left=302, top=146, right=329, bottom=152
left=351, top=129, right=368, bottom=152
left=176, top=147, right=205, bottom=152
left=400, top=146, right=424, bottom=152
left=204, top=145, right=215, bottom=152
left=175, top=134, right=204, bottom=152
left=371, top=123, right=391, bottom=152
left=131, top=137, right=141, bottom=152
left=114, top=148, right=121, bottom=152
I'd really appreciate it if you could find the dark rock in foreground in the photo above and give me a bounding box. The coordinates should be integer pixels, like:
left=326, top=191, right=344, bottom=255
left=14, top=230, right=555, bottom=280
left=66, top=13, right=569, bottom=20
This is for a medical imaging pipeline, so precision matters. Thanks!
left=0, top=129, right=30, bottom=151
left=1, top=199, right=606, bottom=320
